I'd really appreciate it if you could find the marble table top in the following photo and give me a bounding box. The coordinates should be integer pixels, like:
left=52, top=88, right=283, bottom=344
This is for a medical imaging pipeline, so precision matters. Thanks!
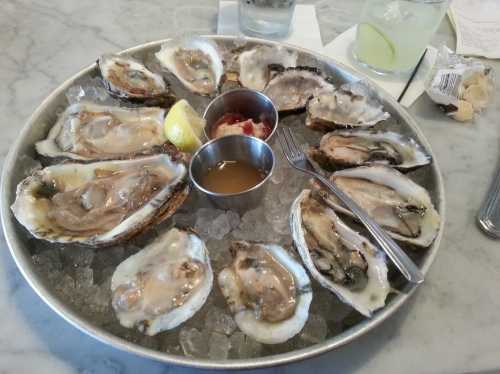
left=1, top=1, right=499, bottom=373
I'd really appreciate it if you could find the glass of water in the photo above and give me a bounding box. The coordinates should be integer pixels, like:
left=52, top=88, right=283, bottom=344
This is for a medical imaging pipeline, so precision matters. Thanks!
left=353, top=0, right=450, bottom=74
left=239, top=0, right=296, bottom=38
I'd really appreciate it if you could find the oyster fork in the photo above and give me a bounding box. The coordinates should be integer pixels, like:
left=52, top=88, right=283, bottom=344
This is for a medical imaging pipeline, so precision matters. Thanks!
left=278, top=127, right=424, bottom=284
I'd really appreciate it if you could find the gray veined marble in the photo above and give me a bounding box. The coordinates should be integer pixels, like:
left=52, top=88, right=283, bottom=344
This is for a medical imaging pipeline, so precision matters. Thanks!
left=1, top=0, right=500, bottom=373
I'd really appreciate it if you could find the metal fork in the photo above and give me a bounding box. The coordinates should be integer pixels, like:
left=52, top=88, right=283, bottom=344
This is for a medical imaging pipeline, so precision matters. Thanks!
left=278, top=127, right=424, bottom=284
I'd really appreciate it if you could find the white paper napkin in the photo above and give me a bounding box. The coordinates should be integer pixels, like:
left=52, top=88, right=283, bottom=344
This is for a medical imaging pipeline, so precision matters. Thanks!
left=322, top=26, right=437, bottom=108
left=217, top=1, right=324, bottom=54
left=448, top=0, right=500, bottom=59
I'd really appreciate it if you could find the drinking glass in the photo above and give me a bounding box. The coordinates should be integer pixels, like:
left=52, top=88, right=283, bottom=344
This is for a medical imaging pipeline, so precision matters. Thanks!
left=238, top=0, right=296, bottom=38
left=353, top=0, right=449, bottom=74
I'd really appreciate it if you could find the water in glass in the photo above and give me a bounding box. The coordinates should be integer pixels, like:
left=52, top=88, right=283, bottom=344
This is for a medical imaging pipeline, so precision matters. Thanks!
left=239, top=0, right=296, bottom=38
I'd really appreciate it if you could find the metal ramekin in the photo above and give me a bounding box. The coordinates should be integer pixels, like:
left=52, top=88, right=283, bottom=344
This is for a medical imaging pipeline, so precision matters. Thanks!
left=202, top=88, right=279, bottom=142
left=189, top=134, right=275, bottom=211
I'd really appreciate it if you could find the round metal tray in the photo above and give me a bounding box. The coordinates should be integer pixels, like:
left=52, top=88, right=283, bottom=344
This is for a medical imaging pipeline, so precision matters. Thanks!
left=0, top=35, right=445, bottom=370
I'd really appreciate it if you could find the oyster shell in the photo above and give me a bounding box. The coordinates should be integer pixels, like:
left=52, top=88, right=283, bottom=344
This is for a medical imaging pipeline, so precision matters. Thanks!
left=237, top=45, right=298, bottom=91
left=263, top=67, right=335, bottom=112
left=11, top=154, right=189, bottom=246
left=35, top=102, right=173, bottom=161
left=306, top=89, right=390, bottom=131
left=218, top=241, right=312, bottom=344
left=111, top=228, right=213, bottom=335
left=312, top=165, right=440, bottom=247
left=291, top=190, right=390, bottom=317
left=309, top=130, right=431, bottom=171
left=155, top=37, right=224, bottom=96
left=98, top=54, right=172, bottom=104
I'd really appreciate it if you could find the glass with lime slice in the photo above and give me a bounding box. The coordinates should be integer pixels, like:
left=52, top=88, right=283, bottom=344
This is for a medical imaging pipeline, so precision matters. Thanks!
left=353, top=0, right=449, bottom=75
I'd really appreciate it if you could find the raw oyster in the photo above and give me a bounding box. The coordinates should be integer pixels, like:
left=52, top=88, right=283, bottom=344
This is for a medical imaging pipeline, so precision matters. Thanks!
left=155, top=37, right=224, bottom=96
left=237, top=45, right=298, bottom=91
left=263, top=67, right=335, bottom=112
left=312, top=165, right=440, bottom=247
left=111, top=228, right=212, bottom=335
left=218, top=241, right=312, bottom=344
left=309, top=130, right=431, bottom=171
left=11, top=155, right=189, bottom=246
left=305, top=89, right=390, bottom=131
left=36, top=102, right=173, bottom=161
left=98, top=54, right=172, bottom=104
left=291, top=190, right=390, bottom=317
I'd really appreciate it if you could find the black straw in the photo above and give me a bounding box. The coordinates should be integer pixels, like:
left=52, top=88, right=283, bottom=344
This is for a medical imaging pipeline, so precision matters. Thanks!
left=397, top=48, right=428, bottom=103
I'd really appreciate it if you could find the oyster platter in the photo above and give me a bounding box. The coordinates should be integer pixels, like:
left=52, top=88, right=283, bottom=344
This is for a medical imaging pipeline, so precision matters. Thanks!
left=1, top=35, right=444, bottom=368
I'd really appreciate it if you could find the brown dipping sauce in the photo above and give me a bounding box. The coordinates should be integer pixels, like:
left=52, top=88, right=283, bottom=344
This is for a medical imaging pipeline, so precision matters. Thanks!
left=201, top=160, right=267, bottom=194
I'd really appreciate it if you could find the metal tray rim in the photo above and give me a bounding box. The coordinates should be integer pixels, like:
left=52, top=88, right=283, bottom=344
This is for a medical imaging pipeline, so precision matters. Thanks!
left=0, top=35, right=446, bottom=370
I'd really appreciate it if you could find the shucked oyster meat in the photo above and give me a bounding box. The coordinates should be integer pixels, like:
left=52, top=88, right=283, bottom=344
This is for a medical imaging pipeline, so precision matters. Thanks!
left=237, top=45, right=298, bottom=91
left=263, top=67, right=335, bottom=112
left=98, top=54, right=173, bottom=104
left=291, top=190, right=390, bottom=316
left=36, top=102, right=173, bottom=161
left=111, top=228, right=213, bottom=335
left=218, top=241, right=312, bottom=344
left=155, top=36, right=224, bottom=96
left=309, top=130, right=431, bottom=171
left=306, top=89, right=390, bottom=131
left=312, top=165, right=440, bottom=247
left=11, top=154, right=189, bottom=246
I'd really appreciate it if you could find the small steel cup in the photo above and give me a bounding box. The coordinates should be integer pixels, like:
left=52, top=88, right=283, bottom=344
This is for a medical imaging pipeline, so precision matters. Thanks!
left=189, top=134, right=275, bottom=211
left=203, top=88, right=278, bottom=142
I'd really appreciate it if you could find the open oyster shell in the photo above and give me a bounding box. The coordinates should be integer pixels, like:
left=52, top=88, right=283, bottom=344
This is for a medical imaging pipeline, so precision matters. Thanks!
left=111, top=228, right=213, bottom=335
left=35, top=102, right=175, bottom=161
left=155, top=36, right=224, bottom=96
left=263, top=67, right=335, bottom=112
left=312, top=165, right=440, bottom=247
left=218, top=241, right=312, bottom=344
left=309, top=130, right=431, bottom=171
left=11, top=154, right=189, bottom=246
left=237, top=45, right=298, bottom=91
left=291, top=190, right=390, bottom=317
left=98, top=54, right=173, bottom=105
left=306, top=89, right=390, bottom=131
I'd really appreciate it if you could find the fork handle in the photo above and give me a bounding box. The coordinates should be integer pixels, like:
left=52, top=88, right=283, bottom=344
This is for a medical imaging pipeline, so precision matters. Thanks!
left=478, top=166, right=500, bottom=238
left=314, top=173, right=424, bottom=284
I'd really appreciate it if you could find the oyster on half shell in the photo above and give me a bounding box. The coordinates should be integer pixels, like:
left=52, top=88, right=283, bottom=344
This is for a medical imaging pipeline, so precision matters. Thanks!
left=98, top=54, right=173, bottom=105
left=218, top=241, right=312, bottom=344
left=155, top=37, right=224, bottom=96
left=11, top=154, right=189, bottom=246
left=309, top=130, right=431, bottom=171
left=312, top=165, right=440, bottom=247
left=263, top=67, right=335, bottom=112
left=237, top=45, right=298, bottom=91
left=111, top=228, right=213, bottom=335
left=306, top=89, right=390, bottom=131
left=35, top=102, right=174, bottom=161
left=291, top=190, right=390, bottom=317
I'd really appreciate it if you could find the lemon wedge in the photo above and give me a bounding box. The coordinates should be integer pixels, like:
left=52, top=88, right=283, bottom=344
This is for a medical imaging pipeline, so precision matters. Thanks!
left=355, top=23, right=395, bottom=71
left=163, top=99, right=205, bottom=153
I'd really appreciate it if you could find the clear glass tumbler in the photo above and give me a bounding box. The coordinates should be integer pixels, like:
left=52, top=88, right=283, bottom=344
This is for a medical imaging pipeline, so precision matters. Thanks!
left=238, top=0, right=296, bottom=38
left=353, top=0, right=449, bottom=74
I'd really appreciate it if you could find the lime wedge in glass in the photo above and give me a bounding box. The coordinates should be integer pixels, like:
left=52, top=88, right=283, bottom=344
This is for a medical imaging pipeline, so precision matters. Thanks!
left=355, top=23, right=396, bottom=71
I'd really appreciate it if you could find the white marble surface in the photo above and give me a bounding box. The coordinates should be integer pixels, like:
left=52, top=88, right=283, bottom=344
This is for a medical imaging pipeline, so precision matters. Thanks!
left=1, top=1, right=500, bottom=373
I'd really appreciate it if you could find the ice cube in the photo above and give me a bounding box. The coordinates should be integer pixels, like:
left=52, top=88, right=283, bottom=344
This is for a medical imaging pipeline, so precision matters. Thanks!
left=208, top=332, right=231, bottom=360
left=75, top=267, right=94, bottom=288
left=179, top=327, right=209, bottom=358
left=208, top=213, right=231, bottom=240
left=299, top=314, right=327, bottom=345
left=204, top=306, right=237, bottom=336
left=173, top=212, right=196, bottom=228
left=60, top=246, right=95, bottom=268
left=229, top=332, right=262, bottom=359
